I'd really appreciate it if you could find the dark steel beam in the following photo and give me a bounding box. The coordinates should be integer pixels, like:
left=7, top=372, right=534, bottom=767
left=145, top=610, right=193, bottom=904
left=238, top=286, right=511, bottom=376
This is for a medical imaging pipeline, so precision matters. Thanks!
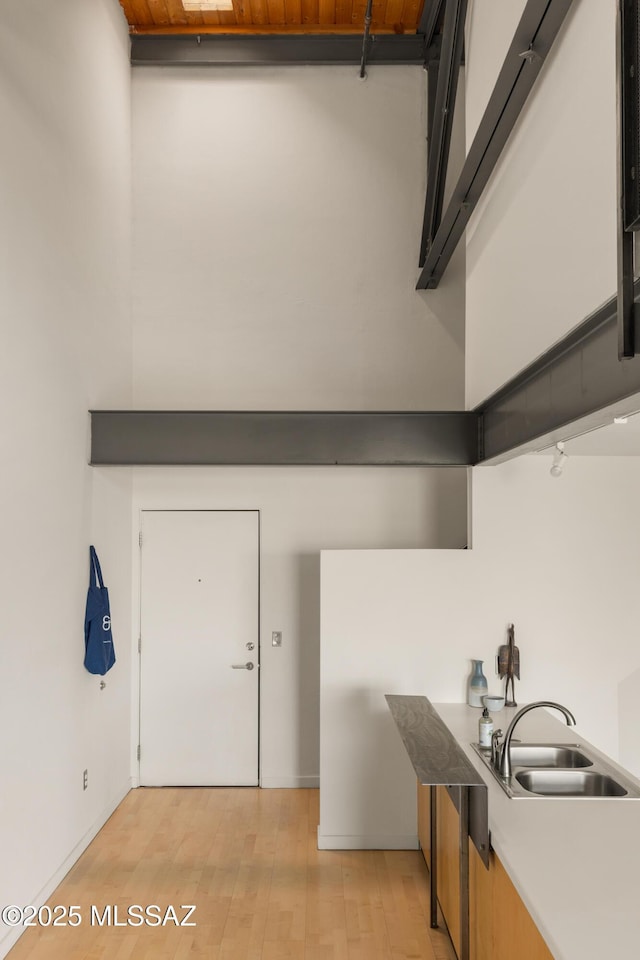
left=477, top=282, right=640, bottom=463
left=427, top=56, right=439, bottom=144
left=130, top=33, right=427, bottom=66
left=418, top=0, right=446, bottom=49
left=420, top=0, right=467, bottom=266
left=90, top=411, right=478, bottom=466
left=617, top=207, right=637, bottom=358
left=620, top=0, right=640, bottom=232
left=617, top=0, right=640, bottom=356
left=416, top=0, right=575, bottom=290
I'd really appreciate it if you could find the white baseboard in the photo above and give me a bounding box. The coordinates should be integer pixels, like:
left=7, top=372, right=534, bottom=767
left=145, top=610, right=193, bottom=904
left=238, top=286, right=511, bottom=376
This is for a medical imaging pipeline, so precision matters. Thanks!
left=132, top=776, right=318, bottom=789
left=317, top=830, right=419, bottom=850
left=260, top=775, right=320, bottom=788
left=0, top=780, right=132, bottom=960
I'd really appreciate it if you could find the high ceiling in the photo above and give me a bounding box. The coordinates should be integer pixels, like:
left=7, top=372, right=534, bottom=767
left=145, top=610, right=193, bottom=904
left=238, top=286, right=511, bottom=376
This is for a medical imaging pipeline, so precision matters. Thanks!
left=119, top=0, right=428, bottom=35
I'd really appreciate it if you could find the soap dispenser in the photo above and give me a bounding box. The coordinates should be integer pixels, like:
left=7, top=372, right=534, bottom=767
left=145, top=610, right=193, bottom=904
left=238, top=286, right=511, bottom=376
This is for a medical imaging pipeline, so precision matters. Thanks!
left=479, top=707, right=493, bottom=748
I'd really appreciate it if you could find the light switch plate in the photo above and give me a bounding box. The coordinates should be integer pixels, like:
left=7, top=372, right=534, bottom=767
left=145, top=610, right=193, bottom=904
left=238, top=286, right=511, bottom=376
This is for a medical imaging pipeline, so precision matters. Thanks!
left=272, top=631, right=282, bottom=647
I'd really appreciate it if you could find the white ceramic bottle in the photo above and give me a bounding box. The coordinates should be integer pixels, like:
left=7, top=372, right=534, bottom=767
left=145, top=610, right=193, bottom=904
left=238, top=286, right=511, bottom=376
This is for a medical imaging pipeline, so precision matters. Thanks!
left=468, top=659, right=488, bottom=707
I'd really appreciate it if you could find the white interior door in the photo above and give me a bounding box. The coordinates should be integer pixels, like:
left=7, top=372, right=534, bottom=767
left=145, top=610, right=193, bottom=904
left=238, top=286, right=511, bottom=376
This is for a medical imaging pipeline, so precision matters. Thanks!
left=139, top=510, right=259, bottom=786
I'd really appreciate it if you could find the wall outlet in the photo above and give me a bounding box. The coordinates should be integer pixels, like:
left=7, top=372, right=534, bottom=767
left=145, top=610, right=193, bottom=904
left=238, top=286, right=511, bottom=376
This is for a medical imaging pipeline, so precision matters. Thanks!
left=83, top=769, right=88, bottom=791
left=272, top=631, right=282, bottom=647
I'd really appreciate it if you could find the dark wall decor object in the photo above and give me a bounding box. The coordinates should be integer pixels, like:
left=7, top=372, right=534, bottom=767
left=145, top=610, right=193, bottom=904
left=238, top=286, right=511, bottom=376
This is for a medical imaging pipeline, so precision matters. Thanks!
left=497, top=623, right=520, bottom=707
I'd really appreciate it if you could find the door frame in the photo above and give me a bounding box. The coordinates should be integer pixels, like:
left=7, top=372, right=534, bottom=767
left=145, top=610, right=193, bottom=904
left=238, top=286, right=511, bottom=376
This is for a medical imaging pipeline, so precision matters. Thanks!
left=132, top=508, right=261, bottom=787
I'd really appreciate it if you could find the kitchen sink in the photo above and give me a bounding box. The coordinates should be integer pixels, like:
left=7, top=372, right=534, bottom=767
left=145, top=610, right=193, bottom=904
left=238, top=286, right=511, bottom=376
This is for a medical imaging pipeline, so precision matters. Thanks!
left=515, top=769, right=628, bottom=797
left=471, top=741, right=640, bottom=799
left=507, top=744, right=592, bottom=769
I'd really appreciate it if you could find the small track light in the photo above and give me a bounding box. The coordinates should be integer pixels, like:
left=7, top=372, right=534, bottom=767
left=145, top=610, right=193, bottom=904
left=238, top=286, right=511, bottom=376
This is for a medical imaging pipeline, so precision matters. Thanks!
left=550, top=442, right=567, bottom=478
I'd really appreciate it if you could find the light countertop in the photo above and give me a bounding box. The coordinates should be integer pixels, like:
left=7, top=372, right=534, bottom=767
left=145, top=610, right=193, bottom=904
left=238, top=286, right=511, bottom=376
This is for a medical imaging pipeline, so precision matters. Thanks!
left=432, top=703, right=640, bottom=960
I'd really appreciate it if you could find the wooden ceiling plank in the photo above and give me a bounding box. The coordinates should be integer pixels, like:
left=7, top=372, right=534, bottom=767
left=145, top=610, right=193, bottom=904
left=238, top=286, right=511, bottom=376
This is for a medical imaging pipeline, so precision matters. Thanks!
left=384, top=0, right=404, bottom=26
left=317, top=0, right=335, bottom=24
left=371, top=0, right=387, bottom=31
left=401, top=0, right=421, bottom=29
left=351, top=0, right=367, bottom=26
left=147, top=0, right=172, bottom=26
left=284, top=0, right=303, bottom=24
left=234, top=0, right=252, bottom=24
left=268, top=0, right=287, bottom=25
left=128, top=21, right=399, bottom=31
left=335, top=0, right=352, bottom=25
left=123, top=0, right=156, bottom=27
left=121, top=0, right=415, bottom=29
left=165, top=0, right=189, bottom=24
left=217, top=10, right=240, bottom=24
left=250, top=0, right=269, bottom=25
left=301, top=0, right=319, bottom=21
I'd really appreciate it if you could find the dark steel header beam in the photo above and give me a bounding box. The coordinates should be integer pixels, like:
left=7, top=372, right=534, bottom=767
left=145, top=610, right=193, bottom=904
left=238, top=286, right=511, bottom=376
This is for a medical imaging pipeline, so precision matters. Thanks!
left=416, top=0, right=575, bottom=290
left=130, top=33, right=428, bottom=66
left=90, top=410, right=478, bottom=466
left=476, top=282, right=640, bottom=463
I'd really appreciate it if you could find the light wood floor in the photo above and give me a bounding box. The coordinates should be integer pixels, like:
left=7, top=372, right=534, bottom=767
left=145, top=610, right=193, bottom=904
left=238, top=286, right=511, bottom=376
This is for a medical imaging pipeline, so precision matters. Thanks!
left=6, top=788, right=455, bottom=960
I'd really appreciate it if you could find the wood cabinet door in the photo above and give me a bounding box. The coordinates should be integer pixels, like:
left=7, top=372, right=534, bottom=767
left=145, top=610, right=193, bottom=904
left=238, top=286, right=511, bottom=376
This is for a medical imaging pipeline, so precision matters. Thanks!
left=437, top=786, right=462, bottom=959
left=470, top=845, right=554, bottom=960
left=418, top=780, right=554, bottom=960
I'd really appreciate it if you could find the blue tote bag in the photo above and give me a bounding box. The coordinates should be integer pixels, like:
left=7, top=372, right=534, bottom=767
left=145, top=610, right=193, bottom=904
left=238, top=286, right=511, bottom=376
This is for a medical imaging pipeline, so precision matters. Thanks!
left=84, top=546, right=116, bottom=675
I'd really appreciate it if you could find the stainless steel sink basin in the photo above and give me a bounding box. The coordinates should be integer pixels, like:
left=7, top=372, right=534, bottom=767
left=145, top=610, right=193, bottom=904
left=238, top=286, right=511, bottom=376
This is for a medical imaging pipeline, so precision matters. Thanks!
left=471, top=741, right=640, bottom=799
left=507, top=744, right=592, bottom=769
left=515, top=769, right=627, bottom=797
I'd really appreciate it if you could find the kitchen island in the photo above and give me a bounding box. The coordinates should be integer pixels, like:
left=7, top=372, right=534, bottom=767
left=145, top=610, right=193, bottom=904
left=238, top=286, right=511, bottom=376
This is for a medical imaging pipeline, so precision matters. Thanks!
left=390, top=698, right=640, bottom=960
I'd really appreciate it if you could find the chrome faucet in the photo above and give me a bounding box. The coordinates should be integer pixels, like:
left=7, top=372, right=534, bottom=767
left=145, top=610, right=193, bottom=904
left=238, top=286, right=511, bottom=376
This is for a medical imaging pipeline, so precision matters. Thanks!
left=496, top=701, right=576, bottom=779
left=491, top=728, right=503, bottom=768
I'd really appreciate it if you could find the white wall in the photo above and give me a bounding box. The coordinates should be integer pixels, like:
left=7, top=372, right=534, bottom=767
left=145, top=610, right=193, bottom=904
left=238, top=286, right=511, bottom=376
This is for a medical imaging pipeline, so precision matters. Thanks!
left=319, top=456, right=640, bottom=847
left=130, top=64, right=468, bottom=788
left=0, top=2, right=132, bottom=953
left=133, top=466, right=468, bottom=787
left=132, top=65, right=464, bottom=410
left=464, top=0, right=618, bottom=407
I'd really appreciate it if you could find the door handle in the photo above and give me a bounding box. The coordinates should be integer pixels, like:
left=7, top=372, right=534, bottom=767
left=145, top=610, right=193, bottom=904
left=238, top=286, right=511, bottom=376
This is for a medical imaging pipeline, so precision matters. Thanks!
left=231, top=662, right=255, bottom=671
